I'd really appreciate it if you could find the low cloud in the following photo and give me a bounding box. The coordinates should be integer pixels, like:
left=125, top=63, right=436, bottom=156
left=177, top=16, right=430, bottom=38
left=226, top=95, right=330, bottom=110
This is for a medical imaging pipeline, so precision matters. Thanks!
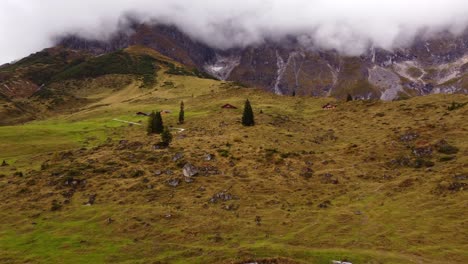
left=1, top=0, right=468, bottom=64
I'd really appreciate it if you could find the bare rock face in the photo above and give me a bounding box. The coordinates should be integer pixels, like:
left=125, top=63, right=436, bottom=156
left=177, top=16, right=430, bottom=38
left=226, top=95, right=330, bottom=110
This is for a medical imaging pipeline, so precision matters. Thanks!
left=183, top=163, right=198, bottom=177
left=51, top=24, right=468, bottom=100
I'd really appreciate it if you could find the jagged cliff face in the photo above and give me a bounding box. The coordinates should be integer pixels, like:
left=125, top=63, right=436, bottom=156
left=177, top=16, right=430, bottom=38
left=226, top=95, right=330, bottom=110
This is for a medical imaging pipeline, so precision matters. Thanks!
left=33, top=25, right=468, bottom=100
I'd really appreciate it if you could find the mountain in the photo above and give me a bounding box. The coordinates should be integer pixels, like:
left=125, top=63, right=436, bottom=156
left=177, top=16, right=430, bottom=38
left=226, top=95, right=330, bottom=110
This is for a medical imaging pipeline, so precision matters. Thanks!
left=0, top=44, right=212, bottom=125
left=0, top=22, right=467, bottom=125
left=1, top=61, right=467, bottom=263
left=0, top=22, right=467, bottom=264
left=56, top=23, right=468, bottom=99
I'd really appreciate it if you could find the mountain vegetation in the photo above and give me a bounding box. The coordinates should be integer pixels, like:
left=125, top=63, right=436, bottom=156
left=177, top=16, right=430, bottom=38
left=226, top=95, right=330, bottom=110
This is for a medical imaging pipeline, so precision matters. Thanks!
left=0, top=33, right=466, bottom=264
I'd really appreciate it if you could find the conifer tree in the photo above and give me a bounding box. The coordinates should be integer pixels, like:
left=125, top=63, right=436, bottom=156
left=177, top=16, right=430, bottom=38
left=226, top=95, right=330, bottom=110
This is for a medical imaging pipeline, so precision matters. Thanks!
left=179, top=101, right=185, bottom=124
left=161, top=126, right=173, bottom=147
left=242, top=99, right=255, bottom=126
left=153, top=111, right=164, bottom=134
left=147, top=111, right=156, bottom=134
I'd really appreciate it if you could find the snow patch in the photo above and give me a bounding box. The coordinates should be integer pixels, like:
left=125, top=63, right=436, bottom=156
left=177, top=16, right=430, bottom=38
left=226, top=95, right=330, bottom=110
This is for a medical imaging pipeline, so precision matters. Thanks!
left=204, top=54, right=240, bottom=80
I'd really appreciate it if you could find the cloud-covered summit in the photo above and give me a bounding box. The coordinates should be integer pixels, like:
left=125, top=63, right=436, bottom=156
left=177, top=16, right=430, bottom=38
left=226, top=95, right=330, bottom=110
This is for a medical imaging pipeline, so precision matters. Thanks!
left=1, top=0, right=468, bottom=64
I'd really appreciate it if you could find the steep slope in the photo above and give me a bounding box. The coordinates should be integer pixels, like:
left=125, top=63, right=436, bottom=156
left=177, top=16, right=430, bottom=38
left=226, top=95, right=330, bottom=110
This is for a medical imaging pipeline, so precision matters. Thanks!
left=56, top=24, right=468, bottom=100
left=0, top=45, right=213, bottom=125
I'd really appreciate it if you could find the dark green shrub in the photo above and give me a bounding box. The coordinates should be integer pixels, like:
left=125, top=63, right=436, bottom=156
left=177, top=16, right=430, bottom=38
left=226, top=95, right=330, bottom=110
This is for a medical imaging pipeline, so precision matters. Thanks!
left=447, top=101, right=467, bottom=111
left=242, top=99, right=255, bottom=126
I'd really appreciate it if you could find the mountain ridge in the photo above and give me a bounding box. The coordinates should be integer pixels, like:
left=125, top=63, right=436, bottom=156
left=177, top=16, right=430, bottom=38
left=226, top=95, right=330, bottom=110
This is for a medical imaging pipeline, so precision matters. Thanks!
left=54, top=23, right=468, bottom=99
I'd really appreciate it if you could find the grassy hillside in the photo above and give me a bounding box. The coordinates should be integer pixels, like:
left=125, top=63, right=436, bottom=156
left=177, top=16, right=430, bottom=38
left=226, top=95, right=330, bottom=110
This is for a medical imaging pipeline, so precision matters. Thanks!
left=0, top=68, right=467, bottom=263
left=0, top=46, right=216, bottom=125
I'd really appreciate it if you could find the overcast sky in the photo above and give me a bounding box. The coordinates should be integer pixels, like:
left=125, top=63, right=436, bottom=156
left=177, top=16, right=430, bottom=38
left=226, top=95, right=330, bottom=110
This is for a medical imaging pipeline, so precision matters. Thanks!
left=1, top=0, right=468, bottom=64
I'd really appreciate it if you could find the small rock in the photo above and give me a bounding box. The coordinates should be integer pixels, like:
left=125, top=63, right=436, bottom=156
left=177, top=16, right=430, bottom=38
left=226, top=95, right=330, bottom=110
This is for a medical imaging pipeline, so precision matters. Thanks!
left=255, top=216, right=262, bottom=226
left=183, top=163, right=198, bottom=177
left=400, top=131, right=419, bottom=142
left=210, top=192, right=235, bottom=203
left=184, top=177, right=194, bottom=183
left=204, top=154, right=214, bottom=161
left=85, top=194, right=97, bottom=205
left=318, top=200, right=331, bottom=209
left=453, top=174, right=467, bottom=181
left=173, top=153, right=184, bottom=162
left=154, top=170, right=162, bottom=176
left=1, top=160, right=8, bottom=167
left=412, top=146, right=433, bottom=157
left=164, top=214, right=172, bottom=219
left=301, top=167, right=314, bottom=179
left=167, top=178, right=180, bottom=187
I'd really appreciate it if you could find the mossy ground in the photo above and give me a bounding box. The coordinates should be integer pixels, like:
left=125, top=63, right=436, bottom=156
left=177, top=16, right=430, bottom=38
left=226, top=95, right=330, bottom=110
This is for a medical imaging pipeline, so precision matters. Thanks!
left=0, top=69, right=467, bottom=264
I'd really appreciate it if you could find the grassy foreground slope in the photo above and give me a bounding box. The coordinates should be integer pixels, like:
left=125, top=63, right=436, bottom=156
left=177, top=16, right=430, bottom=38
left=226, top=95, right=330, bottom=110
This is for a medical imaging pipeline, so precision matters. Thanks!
left=0, top=62, right=467, bottom=264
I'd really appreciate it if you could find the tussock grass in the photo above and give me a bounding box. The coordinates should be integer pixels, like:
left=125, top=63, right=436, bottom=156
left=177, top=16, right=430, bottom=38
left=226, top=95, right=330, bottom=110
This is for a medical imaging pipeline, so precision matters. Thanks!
left=0, top=70, right=466, bottom=263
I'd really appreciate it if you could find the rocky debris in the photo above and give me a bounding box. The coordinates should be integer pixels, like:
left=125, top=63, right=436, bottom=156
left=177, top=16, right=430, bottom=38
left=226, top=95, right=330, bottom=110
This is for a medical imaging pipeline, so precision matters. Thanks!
left=300, top=167, right=314, bottom=179
left=199, top=166, right=220, bottom=176
left=164, top=214, right=172, bottom=219
left=166, top=170, right=174, bottom=175
left=56, top=151, right=74, bottom=161
left=223, top=204, right=239, bottom=211
left=118, top=140, right=129, bottom=145
left=435, top=180, right=467, bottom=194
left=184, top=177, right=194, bottom=183
left=167, top=178, right=180, bottom=187
left=210, top=192, right=236, bottom=203
left=153, top=144, right=163, bottom=150
left=204, top=154, right=214, bottom=161
left=183, top=163, right=198, bottom=177
left=453, top=174, right=467, bottom=181
left=321, top=173, right=339, bottom=184
left=318, top=200, right=331, bottom=209
left=63, top=177, right=86, bottom=189
left=85, top=194, right=97, bottom=205
left=412, top=146, right=433, bottom=157
left=173, top=153, right=184, bottom=162
left=255, top=216, right=262, bottom=226
left=117, top=141, right=143, bottom=150
left=388, top=156, right=412, bottom=168
left=447, top=182, right=467, bottom=192
left=312, top=129, right=338, bottom=144
left=413, top=158, right=435, bottom=168
left=400, top=131, right=419, bottom=142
